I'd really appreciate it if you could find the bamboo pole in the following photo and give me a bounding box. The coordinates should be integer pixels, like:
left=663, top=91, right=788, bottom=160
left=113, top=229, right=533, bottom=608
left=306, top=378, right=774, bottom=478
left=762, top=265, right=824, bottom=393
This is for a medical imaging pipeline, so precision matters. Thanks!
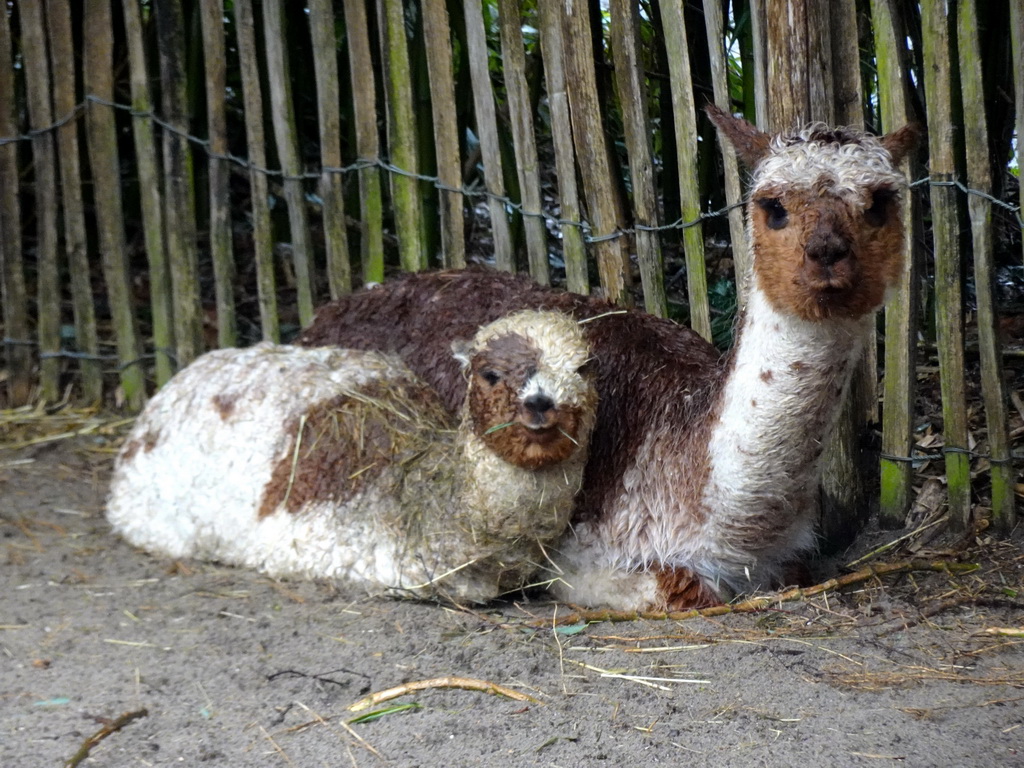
left=819, top=0, right=870, bottom=548
left=234, top=0, right=279, bottom=341
left=308, top=0, right=353, bottom=298
left=122, top=0, right=174, bottom=386
left=463, top=0, right=514, bottom=271
left=422, top=0, right=466, bottom=269
left=263, top=0, right=315, bottom=324
left=764, top=0, right=834, bottom=127
left=498, top=0, right=548, bottom=285
left=830, top=0, right=862, bottom=125
left=561, top=0, right=630, bottom=305
left=749, top=0, right=768, bottom=127
left=828, top=0, right=876, bottom=423
left=0, top=2, right=30, bottom=404
left=380, top=0, right=427, bottom=272
left=342, top=0, right=385, bottom=284
left=958, top=0, right=1015, bottom=532
left=199, top=0, right=238, bottom=346
left=19, top=0, right=60, bottom=402
left=1013, top=1, right=1023, bottom=268
left=703, top=0, right=749, bottom=304
left=658, top=0, right=709, bottom=336
left=154, top=0, right=204, bottom=368
left=920, top=0, right=971, bottom=528
left=46, top=0, right=103, bottom=403
left=538, top=0, right=586, bottom=293
left=609, top=0, right=665, bottom=317
left=761, top=0, right=872, bottom=549
left=83, top=0, right=145, bottom=409
left=872, top=0, right=919, bottom=528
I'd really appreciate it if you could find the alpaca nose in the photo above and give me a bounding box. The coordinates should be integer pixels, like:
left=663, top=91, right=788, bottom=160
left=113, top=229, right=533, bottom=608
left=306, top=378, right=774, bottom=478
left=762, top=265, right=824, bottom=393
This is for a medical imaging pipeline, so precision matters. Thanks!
left=805, top=230, right=851, bottom=268
left=523, top=393, right=555, bottom=419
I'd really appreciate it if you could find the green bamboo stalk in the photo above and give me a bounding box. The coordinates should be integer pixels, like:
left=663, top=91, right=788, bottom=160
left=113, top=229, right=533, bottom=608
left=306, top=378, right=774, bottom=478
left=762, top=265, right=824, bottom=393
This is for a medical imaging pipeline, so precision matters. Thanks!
left=463, top=0, right=514, bottom=271
left=83, top=0, right=145, bottom=410
left=342, top=0, right=385, bottom=284
left=871, top=0, right=919, bottom=528
left=920, top=0, right=971, bottom=528
left=0, top=2, right=30, bottom=405
left=309, top=0, right=353, bottom=298
left=609, top=0, right=664, bottom=316
left=263, top=0, right=315, bottom=324
left=121, top=0, right=174, bottom=385
left=154, top=0, right=204, bottom=368
left=47, top=0, right=103, bottom=403
left=537, top=0, right=586, bottom=293
left=199, top=0, right=238, bottom=347
left=658, top=0, right=709, bottom=337
left=381, top=0, right=427, bottom=272
left=234, top=0, right=279, bottom=341
left=561, top=0, right=630, bottom=304
left=703, top=0, right=749, bottom=304
left=422, top=0, right=466, bottom=269
left=498, top=0, right=548, bottom=285
left=958, top=0, right=1015, bottom=532
left=18, top=0, right=60, bottom=402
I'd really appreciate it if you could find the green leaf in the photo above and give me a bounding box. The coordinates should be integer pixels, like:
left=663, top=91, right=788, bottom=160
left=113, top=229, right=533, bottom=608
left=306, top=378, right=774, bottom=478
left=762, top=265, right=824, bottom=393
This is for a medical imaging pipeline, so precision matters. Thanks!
left=554, top=621, right=589, bottom=636
left=348, top=702, right=422, bottom=724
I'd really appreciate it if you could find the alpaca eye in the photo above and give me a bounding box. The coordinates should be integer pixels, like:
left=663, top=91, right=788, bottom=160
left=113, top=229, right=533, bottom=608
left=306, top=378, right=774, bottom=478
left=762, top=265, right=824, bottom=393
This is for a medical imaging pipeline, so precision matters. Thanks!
left=480, top=370, right=501, bottom=386
left=864, top=189, right=894, bottom=227
left=757, top=197, right=788, bottom=230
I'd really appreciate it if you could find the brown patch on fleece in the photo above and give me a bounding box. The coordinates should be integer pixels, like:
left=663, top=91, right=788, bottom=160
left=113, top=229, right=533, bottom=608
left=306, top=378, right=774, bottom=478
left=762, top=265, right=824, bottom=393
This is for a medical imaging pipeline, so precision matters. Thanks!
left=121, top=429, right=162, bottom=463
left=880, top=123, right=922, bottom=165
left=704, top=103, right=771, bottom=168
left=655, top=565, right=722, bottom=610
left=257, top=381, right=452, bottom=519
left=211, top=393, right=238, bottom=420
left=298, top=269, right=725, bottom=529
left=751, top=187, right=905, bottom=321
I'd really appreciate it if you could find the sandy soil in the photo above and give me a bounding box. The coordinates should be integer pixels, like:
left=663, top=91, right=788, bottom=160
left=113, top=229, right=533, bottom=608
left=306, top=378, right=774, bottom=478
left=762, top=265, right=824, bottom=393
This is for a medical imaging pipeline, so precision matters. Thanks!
left=2, top=436, right=1022, bottom=767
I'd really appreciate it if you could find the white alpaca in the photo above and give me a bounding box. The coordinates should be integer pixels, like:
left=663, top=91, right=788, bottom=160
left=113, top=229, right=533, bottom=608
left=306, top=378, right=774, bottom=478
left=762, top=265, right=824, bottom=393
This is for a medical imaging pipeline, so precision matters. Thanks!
left=106, top=311, right=597, bottom=603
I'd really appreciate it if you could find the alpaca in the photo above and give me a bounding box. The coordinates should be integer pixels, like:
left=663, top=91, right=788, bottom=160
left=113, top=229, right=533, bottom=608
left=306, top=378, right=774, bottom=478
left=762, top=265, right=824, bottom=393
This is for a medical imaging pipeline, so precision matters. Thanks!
left=297, top=107, right=919, bottom=610
left=105, top=310, right=598, bottom=603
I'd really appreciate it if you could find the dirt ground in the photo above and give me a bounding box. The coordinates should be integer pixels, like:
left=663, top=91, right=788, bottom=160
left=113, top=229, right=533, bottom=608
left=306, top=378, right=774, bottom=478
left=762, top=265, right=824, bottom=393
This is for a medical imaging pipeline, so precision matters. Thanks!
left=2, top=433, right=1023, bottom=767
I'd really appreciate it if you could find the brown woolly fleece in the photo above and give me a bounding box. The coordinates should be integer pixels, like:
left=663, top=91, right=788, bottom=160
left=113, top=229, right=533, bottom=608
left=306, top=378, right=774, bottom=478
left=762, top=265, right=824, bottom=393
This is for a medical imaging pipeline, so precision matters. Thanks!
left=297, top=269, right=725, bottom=532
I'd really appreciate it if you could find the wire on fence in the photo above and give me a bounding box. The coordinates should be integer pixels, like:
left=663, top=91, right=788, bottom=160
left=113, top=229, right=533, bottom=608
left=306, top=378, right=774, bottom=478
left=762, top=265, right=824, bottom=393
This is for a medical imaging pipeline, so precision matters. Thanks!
left=2, top=96, right=1020, bottom=246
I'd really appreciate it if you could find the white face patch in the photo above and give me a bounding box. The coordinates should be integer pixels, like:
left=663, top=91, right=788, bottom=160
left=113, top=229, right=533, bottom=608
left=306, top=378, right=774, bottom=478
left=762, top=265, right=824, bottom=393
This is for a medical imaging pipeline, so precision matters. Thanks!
left=752, top=129, right=907, bottom=204
left=753, top=131, right=905, bottom=205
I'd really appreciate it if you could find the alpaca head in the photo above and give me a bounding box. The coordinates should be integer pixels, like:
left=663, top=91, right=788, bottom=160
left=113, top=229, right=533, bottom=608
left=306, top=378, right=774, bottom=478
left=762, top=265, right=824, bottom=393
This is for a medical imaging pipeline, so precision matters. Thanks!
left=706, top=104, right=920, bottom=322
left=452, top=310, right=597, bottom=471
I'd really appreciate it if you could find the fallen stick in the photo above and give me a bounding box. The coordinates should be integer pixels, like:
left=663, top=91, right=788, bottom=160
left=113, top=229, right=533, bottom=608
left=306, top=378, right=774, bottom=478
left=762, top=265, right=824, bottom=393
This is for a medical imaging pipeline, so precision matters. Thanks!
left=64, top=708, right=148, bottom=768
left=348, top=676, right=540, bottom=712
left=531, top=560, right=980, bottom=627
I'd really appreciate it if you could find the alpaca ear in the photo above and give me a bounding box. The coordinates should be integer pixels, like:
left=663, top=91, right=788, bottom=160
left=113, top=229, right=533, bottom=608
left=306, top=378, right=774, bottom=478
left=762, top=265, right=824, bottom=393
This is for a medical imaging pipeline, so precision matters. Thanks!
left=705, top=103, right=771, bottom=168
left=880, top=123, right=922, bottom=165
left=451, top=338, right=473, bottom=369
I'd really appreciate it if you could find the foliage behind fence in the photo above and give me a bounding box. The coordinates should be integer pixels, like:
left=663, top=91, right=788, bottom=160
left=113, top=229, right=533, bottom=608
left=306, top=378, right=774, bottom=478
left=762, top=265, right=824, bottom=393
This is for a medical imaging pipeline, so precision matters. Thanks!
left=0, top=0, right=1021, bottom=536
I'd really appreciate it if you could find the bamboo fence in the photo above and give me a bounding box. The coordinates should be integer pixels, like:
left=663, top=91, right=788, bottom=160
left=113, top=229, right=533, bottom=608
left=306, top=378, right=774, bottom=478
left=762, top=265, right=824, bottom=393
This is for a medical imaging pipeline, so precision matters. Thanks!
left=0, top=0, right=1020, bottom=538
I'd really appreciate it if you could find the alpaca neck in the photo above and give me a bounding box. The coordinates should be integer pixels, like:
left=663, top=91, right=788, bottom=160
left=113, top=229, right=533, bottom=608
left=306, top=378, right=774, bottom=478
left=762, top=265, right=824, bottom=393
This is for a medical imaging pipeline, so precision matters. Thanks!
left=698, top=285, right=871, bottom=591
left=456, top=420, right=586, bottom=543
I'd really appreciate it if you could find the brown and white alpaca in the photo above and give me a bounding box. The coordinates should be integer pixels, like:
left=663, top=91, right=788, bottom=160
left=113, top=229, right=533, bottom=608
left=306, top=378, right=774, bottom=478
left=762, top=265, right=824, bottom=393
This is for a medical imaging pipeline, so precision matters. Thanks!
left=297, top=107, right=919, bottom=610
left=105, top=311, right=597, bottom=603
